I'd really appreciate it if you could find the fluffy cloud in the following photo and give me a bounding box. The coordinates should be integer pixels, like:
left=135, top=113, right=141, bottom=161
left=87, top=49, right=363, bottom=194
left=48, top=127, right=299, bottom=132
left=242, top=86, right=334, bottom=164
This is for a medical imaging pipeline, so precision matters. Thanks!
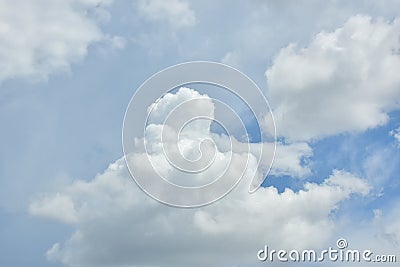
left=29, top=157, right=371, bottom=267
left=133, top=87, right=242, bottom=191
left=0, top=0, right=112, bottom=82
left=137, top=0, right=196, bottom=28
left=29, top=88, right=371, bottom=266
left=128, top=87, right=310, bottom=196
left=266, top=15, right=400, bottom=141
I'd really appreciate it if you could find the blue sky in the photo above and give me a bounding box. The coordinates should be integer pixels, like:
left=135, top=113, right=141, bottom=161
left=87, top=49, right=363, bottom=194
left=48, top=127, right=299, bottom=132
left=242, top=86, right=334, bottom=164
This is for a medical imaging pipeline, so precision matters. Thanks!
left=1, top=0, right=400, bottom=266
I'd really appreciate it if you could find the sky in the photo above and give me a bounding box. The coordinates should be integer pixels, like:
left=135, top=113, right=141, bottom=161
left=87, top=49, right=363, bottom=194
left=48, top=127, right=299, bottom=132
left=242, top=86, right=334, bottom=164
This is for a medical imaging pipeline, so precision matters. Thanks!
left=0, top=0, right=400, bottom=266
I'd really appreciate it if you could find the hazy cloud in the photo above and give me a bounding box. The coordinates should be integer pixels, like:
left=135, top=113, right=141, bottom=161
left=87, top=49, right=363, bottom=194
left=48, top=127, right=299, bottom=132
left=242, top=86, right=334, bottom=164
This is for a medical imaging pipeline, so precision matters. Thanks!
left=137, top=0, right=196, bottom=29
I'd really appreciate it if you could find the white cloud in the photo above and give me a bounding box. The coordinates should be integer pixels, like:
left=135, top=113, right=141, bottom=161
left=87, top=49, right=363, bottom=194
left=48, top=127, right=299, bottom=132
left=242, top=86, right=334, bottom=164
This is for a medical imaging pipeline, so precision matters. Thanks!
left=29, top=157, right=371, bottom=267
left=29, top=88, right=371, bottom=266
left=29, top=193, right=78, bottom=224
left=129, top=87, right=309, bottom=195
left=326, top=169, right=370, bottom=196
left=266, top=15, right=400, bottom=141
left=137, top=0, right=196, bottom=29
left=272, top=142, right=312, bottom=178
left=390, top=127, right=400, bottom=147
left=0, top=0, right=112, bottom=82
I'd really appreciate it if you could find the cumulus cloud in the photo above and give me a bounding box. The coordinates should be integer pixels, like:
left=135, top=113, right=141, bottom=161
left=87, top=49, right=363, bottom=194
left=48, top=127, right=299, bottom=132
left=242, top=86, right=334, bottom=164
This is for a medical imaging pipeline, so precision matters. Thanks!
left=0, top=0, right=112, bottom=82
left=29, top=157, right=371, bottom=267
left=29, top=88, right=371, bottom=267
left=266, top=15, right=400, bottom=141
left=128, top=87, right=310, bottom=194
left=134, top=87, right=236, bottom=189
left=137, top=0, right=196, bottom=28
